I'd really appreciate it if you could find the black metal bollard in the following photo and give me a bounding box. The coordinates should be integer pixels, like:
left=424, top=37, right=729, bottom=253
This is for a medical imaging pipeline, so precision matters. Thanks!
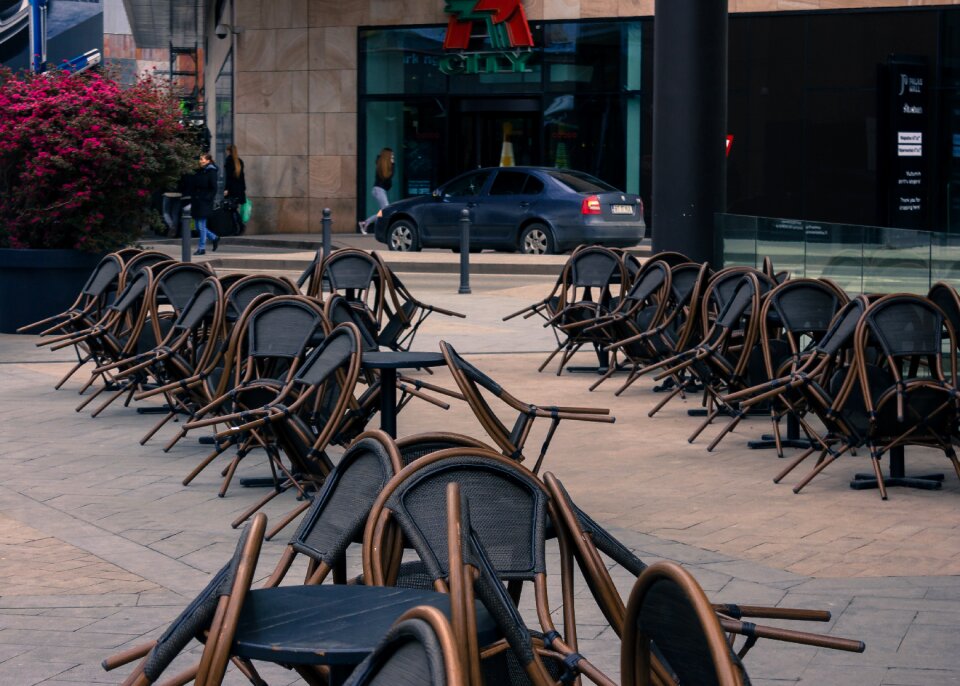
left=322, top=207, right=332, bottom=258
left=458, top=208, right=471, bottom=294
left=181, top=209, right=191, bottom=263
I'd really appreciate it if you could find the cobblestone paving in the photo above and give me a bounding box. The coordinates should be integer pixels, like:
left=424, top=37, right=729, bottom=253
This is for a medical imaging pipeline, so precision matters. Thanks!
left=0, top=269, right=958, bottom=685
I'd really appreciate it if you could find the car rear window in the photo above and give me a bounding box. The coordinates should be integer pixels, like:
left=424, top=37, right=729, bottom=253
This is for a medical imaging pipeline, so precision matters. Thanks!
left=489, top=171, right=545, bottom=196
left=547, top=171, right=617, bottom=193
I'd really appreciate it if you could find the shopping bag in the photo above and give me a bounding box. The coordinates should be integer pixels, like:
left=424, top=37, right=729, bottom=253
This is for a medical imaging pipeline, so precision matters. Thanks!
left=239, top=199, right=253, bottom=223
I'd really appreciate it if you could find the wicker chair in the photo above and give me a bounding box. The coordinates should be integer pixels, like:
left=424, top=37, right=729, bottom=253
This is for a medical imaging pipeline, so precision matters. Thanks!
left=101, top=514, right=267, bottom=686
left=342, top=606, right=468, bottom=686
left=441, top=340, right=613, bottom=474
left=265, top=431, right=403, bottom=585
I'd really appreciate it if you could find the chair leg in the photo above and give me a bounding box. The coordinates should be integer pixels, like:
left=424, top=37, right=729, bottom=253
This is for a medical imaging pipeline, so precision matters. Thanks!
left=218, top=455, right=243, bottom=498
left=538, top=342, right=566, bottom=373
left=555, top=342, right=584, bottom=376
left=91, top=384, right=128, bottom=418
left=266, top=498, right=313, bottom=541
left=687, top=398, right=719, bottom=443
left=182, top=437, right=237, bottom=486
left=54, top=354, right=90, bottom=389
left=647, top=385, right=683, bottom=416
left=140, top=410, right=176, bottom=446
left=792, top=444, right=851, bottom=494
left=588, top=361, right=621, bottom=392
left=230, top=480, right=291, bottom=529
left=773, top=445, right=819, bottom=484
left=162, top=425, right=189, bottom=453
left=75, top=383, right=107, bottom=412
left=706, top=412, right=743, bottom=452
left=870, top=450, right=888, bottom=500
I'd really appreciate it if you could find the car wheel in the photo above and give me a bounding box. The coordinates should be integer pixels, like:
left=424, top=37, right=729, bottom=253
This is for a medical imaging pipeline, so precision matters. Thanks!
left=519, top=224, right=555, bottom=255
left=388, top=220, right=421, bottom=252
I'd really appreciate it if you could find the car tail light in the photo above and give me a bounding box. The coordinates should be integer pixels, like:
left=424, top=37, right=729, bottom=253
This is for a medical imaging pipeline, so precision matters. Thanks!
left=581, top=195, right=602, bottom=215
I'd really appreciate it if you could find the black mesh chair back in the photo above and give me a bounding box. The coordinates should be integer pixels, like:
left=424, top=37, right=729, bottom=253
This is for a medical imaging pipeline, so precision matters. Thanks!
left=82, top=252, right=124, bottom=297
left=114, top=514, right=266, bottom=684
left=928, top=282, right=960, bottom=354
left=569, top=247, right=622, bottom=290
left=318, top=249, right=387, bottom=336
left=865, top=295, right=944, bottom=360
left=224, top=274, right=299, bottom=322
left=396, top=432, right=492, bottom=467
left=623, top=562, right=748, bottom=686
left=18, top=251, right=126, bottom=336
left=247, top=297, right=326, bottom=361
left=816, top=297, right=867, bottom=357
left=277, top=433, right=400, bottom=583
left=154, top=263, right=213, bottom=314
left=325, top=293, right=380, bottom=352
left=118, top=250, right=172, bottom=290
left=324, top=251, right=381, bottom=291
left=370, top=451, right=548, bottom=585
left=343, top=608, right=464, bottom=686
left=715, top=275, right=760, bottom=332
left=173, top=277, right=223, bottom=336
left=623, top=261, right=669, bottom=312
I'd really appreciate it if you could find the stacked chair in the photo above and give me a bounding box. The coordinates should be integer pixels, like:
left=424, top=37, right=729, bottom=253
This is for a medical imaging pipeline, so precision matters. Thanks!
left=100, top=435, right=865, bottom=685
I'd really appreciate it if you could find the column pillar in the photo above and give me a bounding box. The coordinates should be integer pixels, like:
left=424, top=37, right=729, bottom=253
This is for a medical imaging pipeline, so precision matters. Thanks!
left=651, top=0, right=728, bottom=263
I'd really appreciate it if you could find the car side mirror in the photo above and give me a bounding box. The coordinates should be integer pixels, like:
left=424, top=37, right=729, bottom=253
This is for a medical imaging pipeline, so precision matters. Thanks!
left=432, top=189, right=442, bottom=199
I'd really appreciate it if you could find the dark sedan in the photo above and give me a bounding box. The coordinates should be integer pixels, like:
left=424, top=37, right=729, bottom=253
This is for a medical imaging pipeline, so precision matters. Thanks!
left=372, top=166, right=645, bottom=254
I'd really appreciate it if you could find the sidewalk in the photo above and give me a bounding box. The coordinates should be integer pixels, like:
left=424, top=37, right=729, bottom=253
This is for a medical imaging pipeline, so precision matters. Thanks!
left=0, top=268, right=958, bottom=685
left=142, top=232, right=651, bottom=275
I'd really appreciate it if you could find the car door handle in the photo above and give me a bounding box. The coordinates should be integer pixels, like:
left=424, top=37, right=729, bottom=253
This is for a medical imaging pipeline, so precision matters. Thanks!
left=519, top=201, right=530, bottom=208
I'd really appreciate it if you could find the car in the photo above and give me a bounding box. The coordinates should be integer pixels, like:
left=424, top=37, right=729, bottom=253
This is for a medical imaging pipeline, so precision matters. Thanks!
left=372, top=166, right=646, bottom=254
left=0, top=0, right=29, bottom=46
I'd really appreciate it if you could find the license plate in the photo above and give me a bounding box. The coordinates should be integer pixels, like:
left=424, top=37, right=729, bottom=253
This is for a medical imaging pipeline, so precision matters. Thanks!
left=611, top=204, right=634, bottom=215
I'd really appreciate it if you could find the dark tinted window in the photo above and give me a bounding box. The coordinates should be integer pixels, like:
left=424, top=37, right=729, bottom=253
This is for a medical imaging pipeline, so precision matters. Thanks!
left=548, top=171, right=617, bottom=193
left=490, top=171, right=529, bottom=195
left=524, top=176, right=544, bottom=194
left=444, top=171, right=490, bottom=197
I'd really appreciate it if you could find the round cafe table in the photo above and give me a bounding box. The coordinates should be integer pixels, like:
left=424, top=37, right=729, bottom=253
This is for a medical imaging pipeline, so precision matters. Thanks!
left=231, top=584, right=498, bottom=684
left=361, top=351, right=446, bottom=437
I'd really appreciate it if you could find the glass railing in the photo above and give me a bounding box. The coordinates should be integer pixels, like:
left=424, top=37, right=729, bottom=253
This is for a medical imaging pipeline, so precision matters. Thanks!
left=715, top=213, right=960, bottom=294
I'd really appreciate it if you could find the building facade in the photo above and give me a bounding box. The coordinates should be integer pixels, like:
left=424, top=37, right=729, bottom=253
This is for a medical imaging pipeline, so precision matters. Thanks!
left=148, top=0, right=960, bottom=235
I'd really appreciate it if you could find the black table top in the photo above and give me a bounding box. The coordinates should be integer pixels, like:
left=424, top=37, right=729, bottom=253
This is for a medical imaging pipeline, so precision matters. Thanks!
left=361, top=351, right=446, bottom=370
left=232, top=584, right=498, bottom=665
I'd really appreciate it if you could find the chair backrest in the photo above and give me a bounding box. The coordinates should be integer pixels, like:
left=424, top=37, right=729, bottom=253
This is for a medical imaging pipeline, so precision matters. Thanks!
left=224, top=274, right=299, bottom=321
left=647, top=251, right=692, bottom=268
left=543, top=472, right=646, bottom=635
left=861, top=294, right=946, bottom=364
left=364, top=450, right=549, bottom=586
left=439, top=341, right=518, bottom=457
left=569, top=246, right=624, bottom=289
left=622, top=561, right=747, bottom=686
left=342, top=607, right=465, bottom=686
left=928, top=282, right=960, bottom=351
left=318, top=248, right=389, bottom=334
left=140, top=514, right=265, bottom=684
left=396, top=432, right=492, bottom=467
left=118, top=251, right=172, bottom=290
left=81, top=252, right=125, bottom=297
left=325, top=293, right=380, bottom=352
left=154, top=262, right=214, bottom=314
left=282, top=432, right=401, bottom=581
left=245, top=296, right=328, bottom=362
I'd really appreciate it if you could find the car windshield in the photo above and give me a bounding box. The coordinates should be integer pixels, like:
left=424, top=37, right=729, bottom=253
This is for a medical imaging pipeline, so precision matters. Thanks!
left=547, top=170, right=618, bottom=193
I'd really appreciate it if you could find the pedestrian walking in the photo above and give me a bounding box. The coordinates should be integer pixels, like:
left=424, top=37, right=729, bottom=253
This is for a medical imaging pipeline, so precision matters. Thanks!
left=359, top=147, right=394, bottom=234
left=224, top=144, right=247, bottom=235
left=190, top=153, right=220, bottom=255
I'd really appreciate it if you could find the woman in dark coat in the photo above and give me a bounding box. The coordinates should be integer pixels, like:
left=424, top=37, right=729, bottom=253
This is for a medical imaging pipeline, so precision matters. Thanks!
left=224, top=144, right=247, bottom=234
left=190, top=153, right=219, bottom=255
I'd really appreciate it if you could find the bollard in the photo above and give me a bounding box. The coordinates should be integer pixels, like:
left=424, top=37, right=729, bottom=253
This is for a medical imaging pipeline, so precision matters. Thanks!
left=181, top=210, right=191, bottom=263
left=322, top=207, right=332, bottom=258
left=458, top=208, right=471, bottom=294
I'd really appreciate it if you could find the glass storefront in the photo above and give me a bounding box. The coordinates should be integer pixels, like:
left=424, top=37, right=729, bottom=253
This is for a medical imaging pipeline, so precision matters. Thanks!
left=358, top=19, right=650, bottom=226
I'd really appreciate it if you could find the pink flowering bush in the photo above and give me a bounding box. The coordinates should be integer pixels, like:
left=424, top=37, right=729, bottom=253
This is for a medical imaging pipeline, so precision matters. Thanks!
left=0, top=67, right=195, bottom=252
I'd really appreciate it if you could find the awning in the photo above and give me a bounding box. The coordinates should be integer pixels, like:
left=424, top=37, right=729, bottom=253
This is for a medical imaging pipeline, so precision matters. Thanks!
left=121, top=0, right=206, bottom=49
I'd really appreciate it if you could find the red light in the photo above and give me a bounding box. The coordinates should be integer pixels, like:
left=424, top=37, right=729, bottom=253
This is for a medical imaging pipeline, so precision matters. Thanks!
left=581, top=195, right=602, bottom=215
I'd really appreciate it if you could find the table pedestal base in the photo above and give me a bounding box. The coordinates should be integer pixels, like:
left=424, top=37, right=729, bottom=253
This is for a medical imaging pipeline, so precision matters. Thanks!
left=850, top=473, right=943, bottom=491
left=848, top=446, right=944, bottom=491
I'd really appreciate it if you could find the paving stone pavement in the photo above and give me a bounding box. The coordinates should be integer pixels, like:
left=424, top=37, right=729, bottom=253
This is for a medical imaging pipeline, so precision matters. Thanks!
left=0, top=268, right=958, bottom=685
